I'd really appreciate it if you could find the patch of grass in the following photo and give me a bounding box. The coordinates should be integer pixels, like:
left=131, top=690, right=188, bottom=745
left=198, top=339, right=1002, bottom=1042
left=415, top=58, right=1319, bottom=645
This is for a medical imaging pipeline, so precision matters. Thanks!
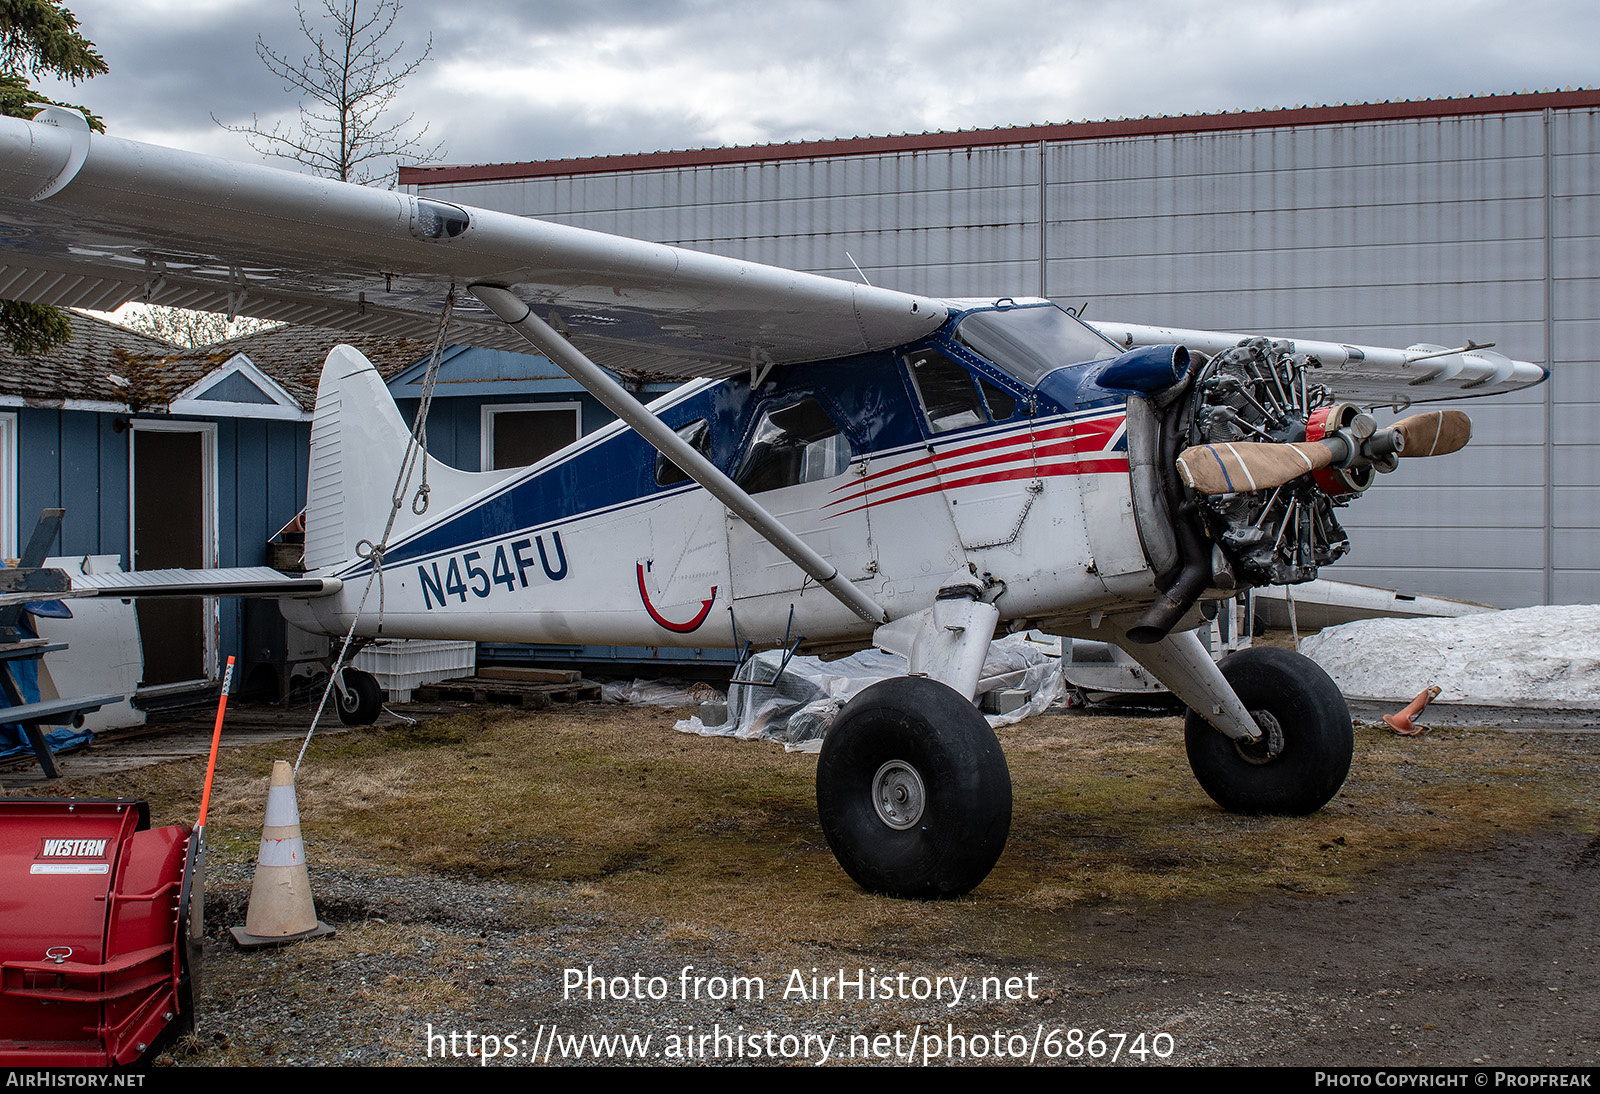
left=51, top=700, right=1599, bottom=966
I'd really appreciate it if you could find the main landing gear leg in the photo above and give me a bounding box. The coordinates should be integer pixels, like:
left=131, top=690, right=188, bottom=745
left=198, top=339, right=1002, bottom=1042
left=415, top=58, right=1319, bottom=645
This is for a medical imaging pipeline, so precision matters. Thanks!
left=1181, top=646, right=1353, bottom=814
left=816, top=592, right=1012, bottom=899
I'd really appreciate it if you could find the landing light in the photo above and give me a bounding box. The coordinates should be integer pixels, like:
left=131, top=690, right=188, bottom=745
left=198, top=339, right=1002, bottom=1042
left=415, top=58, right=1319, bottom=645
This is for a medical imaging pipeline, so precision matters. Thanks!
left=410, top=199, right=470, bottom=241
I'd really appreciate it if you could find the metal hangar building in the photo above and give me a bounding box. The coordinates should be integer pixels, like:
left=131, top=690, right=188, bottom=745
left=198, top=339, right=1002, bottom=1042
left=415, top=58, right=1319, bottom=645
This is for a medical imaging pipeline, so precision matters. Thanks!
left=403, top=90, right=1599, bottom=609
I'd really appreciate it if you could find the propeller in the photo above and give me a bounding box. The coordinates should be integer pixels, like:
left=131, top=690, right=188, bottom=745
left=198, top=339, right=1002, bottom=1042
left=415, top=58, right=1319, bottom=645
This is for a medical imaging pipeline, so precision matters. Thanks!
left=1176, top=409, right=1472, bottom=496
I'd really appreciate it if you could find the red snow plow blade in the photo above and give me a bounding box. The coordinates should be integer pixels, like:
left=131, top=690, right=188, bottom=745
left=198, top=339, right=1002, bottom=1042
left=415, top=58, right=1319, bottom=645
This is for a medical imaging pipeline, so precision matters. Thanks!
left=0, top=800, right=201, bottom=1067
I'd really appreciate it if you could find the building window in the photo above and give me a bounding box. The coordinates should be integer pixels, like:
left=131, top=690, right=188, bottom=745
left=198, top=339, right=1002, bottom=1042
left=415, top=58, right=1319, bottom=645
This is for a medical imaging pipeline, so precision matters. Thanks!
left=480, top=402, right=581, bottom=471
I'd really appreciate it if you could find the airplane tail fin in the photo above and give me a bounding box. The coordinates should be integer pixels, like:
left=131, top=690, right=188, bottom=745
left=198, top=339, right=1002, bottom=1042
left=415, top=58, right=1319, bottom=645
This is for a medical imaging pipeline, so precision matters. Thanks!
left=303, top=345, right=514, bottom=573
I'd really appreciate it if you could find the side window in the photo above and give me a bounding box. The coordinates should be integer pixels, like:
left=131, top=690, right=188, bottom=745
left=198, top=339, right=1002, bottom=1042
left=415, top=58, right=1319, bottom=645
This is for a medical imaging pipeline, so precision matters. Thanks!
left=906, top=350, right=985, bottom=433
left=655, top=418, right=711, bottom=487
left=734, top=398, right=851, bottom=493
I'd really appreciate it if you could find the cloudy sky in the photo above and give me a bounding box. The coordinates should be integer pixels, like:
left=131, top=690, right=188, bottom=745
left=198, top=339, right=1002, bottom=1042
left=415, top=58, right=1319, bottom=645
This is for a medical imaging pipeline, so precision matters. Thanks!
left=27, top=0, right=1598, bottom=176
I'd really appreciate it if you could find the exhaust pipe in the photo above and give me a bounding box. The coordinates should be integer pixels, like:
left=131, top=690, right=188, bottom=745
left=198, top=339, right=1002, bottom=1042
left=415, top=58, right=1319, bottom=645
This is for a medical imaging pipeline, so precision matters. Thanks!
left=1126, top=496, right=1210, bottom=644
left=1127, top=372, right=1211, bottom=645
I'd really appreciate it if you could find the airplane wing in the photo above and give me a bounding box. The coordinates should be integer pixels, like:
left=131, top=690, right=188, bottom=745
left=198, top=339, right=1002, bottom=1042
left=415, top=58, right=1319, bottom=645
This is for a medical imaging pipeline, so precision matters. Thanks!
left=1089, top=321, right=1545, bottom=404
left=0, top=110, right=1544, bottom=400
left=0, top=110, right=945, bottom=381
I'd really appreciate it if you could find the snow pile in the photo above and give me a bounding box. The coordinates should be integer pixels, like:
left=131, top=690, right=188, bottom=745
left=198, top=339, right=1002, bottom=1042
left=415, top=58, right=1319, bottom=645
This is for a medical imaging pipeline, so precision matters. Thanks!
left=1299, top=604, right=1600, bottom=707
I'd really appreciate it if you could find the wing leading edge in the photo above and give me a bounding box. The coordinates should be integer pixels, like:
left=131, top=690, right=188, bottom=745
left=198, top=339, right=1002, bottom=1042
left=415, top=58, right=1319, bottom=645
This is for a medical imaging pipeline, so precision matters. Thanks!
left=0, top=112, right=946, bottom=380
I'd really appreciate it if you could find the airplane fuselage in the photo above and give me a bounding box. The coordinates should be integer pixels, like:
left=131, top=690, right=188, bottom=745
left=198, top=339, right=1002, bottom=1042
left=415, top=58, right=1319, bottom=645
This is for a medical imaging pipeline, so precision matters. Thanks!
left=290, top=301, right=1162, bottom=652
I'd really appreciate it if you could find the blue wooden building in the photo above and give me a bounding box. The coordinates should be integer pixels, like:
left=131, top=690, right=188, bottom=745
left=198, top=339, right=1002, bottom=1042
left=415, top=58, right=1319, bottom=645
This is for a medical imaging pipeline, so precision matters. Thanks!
left=0, top=314, right=424, bottom=692
left=0, top=314, right=731, bottom=693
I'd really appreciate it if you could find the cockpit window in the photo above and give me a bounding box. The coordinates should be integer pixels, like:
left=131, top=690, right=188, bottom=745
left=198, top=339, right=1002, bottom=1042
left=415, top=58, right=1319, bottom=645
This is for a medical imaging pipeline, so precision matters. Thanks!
left=906, top=350, right=985, bottom=433
left=734, top=397, right=852, bottom=493
left=955, top=304, right=1122, bottom=388
left=905, top=349, right=1021, bottom=433
left=655, top=418, right=710, bottom=487
left=978, top=378, right=1017, bottom=421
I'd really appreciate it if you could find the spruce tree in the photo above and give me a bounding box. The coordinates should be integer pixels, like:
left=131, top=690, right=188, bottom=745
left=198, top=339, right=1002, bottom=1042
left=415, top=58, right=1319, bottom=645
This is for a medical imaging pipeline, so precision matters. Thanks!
left=0, top=1, right=105, bottom=356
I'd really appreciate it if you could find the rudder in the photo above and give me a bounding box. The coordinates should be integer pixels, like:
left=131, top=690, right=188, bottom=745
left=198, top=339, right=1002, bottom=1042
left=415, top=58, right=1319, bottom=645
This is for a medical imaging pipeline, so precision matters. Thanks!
left=302, top=345, right=515, bottom=573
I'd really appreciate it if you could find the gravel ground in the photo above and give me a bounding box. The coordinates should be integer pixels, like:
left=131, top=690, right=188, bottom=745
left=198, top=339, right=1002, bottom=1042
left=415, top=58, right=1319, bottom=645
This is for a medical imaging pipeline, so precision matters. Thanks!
left=180, top=809, right=1600, bottom=1067
left=14, top=694, right=1593, bottom=1069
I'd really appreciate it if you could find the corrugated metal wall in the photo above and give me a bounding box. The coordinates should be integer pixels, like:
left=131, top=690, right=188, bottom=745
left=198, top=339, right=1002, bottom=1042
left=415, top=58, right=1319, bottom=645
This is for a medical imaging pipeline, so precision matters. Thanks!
left=419, top=106, right=1597, bottom=608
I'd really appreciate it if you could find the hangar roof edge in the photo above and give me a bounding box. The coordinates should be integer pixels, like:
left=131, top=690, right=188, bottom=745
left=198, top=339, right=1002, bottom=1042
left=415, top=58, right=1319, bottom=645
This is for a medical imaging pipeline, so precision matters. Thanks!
left=400, top=89, right=1600, bottom=187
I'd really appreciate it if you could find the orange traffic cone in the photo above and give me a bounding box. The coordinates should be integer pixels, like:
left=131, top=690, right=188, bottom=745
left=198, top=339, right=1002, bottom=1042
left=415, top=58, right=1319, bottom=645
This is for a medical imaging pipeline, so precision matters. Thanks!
left=230, top=760, right=334, bottom=948
left=1383, top=686, right=1442, bottom=736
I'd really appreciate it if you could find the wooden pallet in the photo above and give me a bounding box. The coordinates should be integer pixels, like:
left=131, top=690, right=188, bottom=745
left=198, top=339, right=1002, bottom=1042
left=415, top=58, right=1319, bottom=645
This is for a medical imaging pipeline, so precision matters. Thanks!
left=413, top=675, right=601, bottom=709
left=474, top=666, right=582, bottom=684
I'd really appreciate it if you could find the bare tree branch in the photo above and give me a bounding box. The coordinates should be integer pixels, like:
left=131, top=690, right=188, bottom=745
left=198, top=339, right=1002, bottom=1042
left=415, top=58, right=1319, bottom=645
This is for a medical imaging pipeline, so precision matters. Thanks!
left=214, top=0, right=443, bottom=186
left=113, top=305, right=280, bottom=350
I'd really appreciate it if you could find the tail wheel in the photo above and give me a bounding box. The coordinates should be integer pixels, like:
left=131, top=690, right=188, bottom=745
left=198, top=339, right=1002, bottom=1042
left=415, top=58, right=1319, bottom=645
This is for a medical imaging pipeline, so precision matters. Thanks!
left=335, top=668, right=384, bottom=726
left=1184, top=646, right=1352, bottom=814
left=817, top=676, right=1011, bottom=899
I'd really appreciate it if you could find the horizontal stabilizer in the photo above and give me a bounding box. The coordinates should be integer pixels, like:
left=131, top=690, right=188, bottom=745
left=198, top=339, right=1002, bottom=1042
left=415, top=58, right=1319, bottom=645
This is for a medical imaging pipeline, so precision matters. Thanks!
left=0, top=566, right=342, bottom=608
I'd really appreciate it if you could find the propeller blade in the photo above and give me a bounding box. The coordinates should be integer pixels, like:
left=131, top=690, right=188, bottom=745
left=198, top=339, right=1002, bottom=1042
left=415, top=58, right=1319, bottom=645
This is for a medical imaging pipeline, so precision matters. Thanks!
left=1176, top=440, right=1334, bottom=495
left=1178, top=410, right=1473, bottom=496
left=1390, top=409, right=1472, bottom=457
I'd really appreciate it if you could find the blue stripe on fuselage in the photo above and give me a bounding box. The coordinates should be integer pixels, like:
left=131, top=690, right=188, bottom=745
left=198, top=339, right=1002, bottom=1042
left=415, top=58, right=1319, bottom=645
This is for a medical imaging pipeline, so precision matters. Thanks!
left=339, top=327, right=1134, bottom=579
left=341, top=353, right=929, bottom=576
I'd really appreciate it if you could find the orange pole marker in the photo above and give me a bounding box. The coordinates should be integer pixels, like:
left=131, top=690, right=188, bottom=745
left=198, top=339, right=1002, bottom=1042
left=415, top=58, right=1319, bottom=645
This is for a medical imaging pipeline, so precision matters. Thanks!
left=196, top=655, right=236, bottom=831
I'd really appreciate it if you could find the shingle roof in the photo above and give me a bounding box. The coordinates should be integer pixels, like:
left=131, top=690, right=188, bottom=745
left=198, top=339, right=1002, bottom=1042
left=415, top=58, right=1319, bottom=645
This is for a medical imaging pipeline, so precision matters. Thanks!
left=147, top=324, right=432, bottom=410
left=0, top=312, right=429, bottom=412
left=0, top=310, right=179, bottom=406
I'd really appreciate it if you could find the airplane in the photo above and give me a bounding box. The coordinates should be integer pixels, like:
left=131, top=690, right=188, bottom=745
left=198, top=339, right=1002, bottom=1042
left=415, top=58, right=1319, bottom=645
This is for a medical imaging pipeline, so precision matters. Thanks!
left=0, top=106, right=1547, bottom=898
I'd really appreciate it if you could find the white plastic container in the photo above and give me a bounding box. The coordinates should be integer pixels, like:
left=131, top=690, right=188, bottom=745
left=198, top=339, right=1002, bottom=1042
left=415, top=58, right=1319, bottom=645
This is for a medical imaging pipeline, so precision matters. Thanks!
left=352, top=639, right=475, bottom=702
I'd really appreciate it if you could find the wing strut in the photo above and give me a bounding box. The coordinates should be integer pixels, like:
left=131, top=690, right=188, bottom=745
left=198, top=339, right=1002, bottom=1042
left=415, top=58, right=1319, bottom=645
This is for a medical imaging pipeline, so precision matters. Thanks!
left=469, top=284, right=889, bottom=626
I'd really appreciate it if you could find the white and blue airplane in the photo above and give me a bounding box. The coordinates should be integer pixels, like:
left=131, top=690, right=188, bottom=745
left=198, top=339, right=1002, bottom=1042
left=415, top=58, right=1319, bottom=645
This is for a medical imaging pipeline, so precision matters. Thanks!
left=0, top=107, right=1545, bottom=897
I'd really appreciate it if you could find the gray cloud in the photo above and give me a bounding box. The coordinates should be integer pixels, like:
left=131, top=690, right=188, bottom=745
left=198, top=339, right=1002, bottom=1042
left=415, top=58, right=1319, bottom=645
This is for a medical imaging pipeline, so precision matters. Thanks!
left=25, top=0, right=1599, bottom=172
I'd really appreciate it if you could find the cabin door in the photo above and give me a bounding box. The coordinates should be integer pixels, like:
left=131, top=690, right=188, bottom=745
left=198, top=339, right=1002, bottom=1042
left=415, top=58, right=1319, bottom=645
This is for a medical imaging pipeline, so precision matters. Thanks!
left=130, top=423, right=217, bottom=689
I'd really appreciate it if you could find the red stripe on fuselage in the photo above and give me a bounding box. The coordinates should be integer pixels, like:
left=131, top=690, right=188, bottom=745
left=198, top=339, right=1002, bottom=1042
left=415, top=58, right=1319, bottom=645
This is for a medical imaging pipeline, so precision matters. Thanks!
left=828, top=455, right=1129, bottom=517
left=829, top=417, right=1115, bottom=497
left=825, top=414, right=1125, bottom=513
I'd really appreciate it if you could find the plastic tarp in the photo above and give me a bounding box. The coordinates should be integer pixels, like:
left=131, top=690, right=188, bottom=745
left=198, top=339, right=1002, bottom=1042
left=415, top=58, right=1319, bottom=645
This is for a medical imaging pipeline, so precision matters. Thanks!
left=675, top=636, right=1065, bottom=751
left=0, top=619, right=92, bottom=761
left=600, top=678, right=723, bottom=707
